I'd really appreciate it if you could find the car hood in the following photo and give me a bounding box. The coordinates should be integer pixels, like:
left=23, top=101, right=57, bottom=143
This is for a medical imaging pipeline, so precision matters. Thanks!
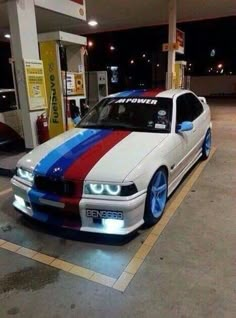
left=18, top=128, right=168, bottom=183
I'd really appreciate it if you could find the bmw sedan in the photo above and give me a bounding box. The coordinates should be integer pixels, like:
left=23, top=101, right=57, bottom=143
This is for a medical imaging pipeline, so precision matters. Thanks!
left=11, top=88, right=212, bottom=235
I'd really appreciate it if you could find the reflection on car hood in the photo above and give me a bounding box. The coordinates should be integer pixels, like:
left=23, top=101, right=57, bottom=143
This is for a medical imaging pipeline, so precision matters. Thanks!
left=17, top=128, right=168, bottom=183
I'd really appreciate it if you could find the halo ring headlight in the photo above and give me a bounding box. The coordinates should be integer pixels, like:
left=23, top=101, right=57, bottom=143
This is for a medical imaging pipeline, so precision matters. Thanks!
left=105, top=185, right=121, bottom=196
left=90, top=183, right=105, bottom=195
left=17, top=168, right=34, bottom=183
left=85, top=183, right=137, bottom=196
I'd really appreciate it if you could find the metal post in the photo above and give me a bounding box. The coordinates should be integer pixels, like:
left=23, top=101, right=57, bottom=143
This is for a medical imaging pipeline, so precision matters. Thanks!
left=167, top=0, right=177, bottom=90
left=7, top=0, right=40, bottom=148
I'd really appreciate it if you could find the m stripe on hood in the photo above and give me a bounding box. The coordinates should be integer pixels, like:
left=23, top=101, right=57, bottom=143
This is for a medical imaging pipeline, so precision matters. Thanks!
left=34, top=129, right=110, bottom=177
left=43, top=130, right=131, bottom=214
left=45, top=129, right=113, bottom=178
left=62, top=130, right=131, bottom=199
left=34, top=129, right=96, bottom=175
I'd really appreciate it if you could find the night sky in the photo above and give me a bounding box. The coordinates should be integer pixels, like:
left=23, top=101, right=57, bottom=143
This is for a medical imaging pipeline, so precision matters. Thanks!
left=0, top=16, right=235, bottom=91
left=86, top=16, right=236, bottom=91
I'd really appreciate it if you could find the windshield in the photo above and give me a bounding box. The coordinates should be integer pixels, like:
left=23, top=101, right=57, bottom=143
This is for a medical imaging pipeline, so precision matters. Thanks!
left=78, top=97, right=172, bottom=133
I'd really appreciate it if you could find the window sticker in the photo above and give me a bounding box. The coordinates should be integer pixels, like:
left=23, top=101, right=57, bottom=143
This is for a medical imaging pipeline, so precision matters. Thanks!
left=147, top=121, right=154, bottom=127
left=155, top=123, right=167, bottom=129
left=158, top=110, right=167, bottom=116
left=115, top=98, right=158, bottom=105
left=155, top=109, right=168, bottom=129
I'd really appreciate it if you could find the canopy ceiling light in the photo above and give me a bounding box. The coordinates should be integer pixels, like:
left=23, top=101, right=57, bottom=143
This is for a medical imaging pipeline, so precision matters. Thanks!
left=88, top=20, right=98, bottom=27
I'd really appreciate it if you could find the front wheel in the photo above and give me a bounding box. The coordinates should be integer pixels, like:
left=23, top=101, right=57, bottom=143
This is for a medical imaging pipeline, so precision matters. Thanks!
left=202, top=129, right=212, bottom=160
left=144, top=168, right=168, bottom=227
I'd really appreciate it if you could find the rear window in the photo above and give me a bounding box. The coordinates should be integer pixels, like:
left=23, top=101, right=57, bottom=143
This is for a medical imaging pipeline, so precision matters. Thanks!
left=0, top=91, right=17, bottom=113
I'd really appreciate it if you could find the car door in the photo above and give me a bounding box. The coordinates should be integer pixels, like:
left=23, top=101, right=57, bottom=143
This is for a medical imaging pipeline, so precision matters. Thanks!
left=184, top=93, right=205, bottom=159
left=167, top=94, right=193, bottom=183
left=173, top=93, right=196, bottom=177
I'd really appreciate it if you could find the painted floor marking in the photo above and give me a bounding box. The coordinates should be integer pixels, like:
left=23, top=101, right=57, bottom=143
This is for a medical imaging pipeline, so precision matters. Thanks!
left=0, top=147, right=216, bottom=292
left=0, top=188, right=12, bottom=197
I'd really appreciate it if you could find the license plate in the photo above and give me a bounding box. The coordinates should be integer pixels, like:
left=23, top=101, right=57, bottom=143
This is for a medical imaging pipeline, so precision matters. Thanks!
left=86, top=209, right=124, bottom=220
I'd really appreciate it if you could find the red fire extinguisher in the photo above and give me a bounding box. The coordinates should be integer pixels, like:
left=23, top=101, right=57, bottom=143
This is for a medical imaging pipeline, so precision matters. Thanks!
left=36, top=112, right=49, bottom=144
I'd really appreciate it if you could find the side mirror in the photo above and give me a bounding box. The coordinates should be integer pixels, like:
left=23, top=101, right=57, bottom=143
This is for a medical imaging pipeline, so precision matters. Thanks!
left=177, top=121, right=193, bottom=133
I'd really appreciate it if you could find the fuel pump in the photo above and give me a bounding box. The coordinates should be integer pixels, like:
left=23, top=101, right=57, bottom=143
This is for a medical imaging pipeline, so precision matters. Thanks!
left=175, top=61, right=187, bottom=89
left=39, top=31, right=87, bottom=138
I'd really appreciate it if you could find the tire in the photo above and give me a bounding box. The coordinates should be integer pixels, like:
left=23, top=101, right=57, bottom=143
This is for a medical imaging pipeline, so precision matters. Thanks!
left=144, top=167, right=168, bottom=227
left=202, top=129, right=212, bottom=160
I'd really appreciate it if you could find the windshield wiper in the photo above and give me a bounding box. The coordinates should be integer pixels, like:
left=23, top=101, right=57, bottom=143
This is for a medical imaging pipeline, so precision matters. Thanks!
left=79, top=123, right=133, bottom=130
left=78, top=124, right=111, bottom=129
left=78, top=123, right=169, bottom=133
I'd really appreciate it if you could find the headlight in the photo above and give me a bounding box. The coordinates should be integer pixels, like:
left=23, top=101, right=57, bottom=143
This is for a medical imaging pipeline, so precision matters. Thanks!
left=84, top=183, right=137, bottom=196
left=17, top=168, right=34, bottom=183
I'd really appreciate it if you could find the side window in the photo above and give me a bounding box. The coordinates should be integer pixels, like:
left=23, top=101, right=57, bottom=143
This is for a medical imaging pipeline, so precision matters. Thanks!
left=185, top=93, right=204, bottom=121
left=176, top=95, right=193, bottom=125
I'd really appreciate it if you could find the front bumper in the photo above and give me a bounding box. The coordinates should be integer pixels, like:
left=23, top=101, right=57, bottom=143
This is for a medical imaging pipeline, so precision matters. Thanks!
left=11, top=177, right=146, bottom=235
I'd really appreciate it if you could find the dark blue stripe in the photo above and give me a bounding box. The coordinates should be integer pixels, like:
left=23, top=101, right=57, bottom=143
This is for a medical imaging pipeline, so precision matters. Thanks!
left=129, top=89, right=147, bottom=97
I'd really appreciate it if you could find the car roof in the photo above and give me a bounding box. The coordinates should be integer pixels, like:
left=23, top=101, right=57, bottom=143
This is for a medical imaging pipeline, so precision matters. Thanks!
left=108, top=88, right=191, bottom=99
left=0, top=89, right=15, bottom=93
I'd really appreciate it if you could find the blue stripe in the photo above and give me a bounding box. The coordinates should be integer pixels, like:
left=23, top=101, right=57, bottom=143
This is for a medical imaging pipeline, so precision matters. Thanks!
left=28, top=189, right=45, bottom=204
left=113, top=90, right=136, bottom=97
left=28, top=190, right=62, bottom=224
left=130, top=89, right=147, bottom=97
left=28, top=189, right=60, bottom=204
left=113, top=90, right=146, bottom=98
left=32, top=210, right=49, bottom=223
left=46, top=129, right=112, bottom=178
left=30, top=208, right=80, bottom=228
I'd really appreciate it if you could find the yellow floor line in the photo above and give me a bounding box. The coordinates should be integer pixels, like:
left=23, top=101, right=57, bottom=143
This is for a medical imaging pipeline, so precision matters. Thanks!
left=0, top=188, right=12, bottom=197
left=0, top=147, right=216, bottom=292
left=114, top=147, right=217, bottom=292
left=0, top=239, right=115, bottom=287
left=113, top=272, right=134, bottom=292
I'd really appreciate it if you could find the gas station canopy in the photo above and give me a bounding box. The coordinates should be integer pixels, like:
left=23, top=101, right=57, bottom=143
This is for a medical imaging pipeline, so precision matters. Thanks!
left=0, top=0, right=235, bottom=37
left=0, top=0, right=235, bottom=149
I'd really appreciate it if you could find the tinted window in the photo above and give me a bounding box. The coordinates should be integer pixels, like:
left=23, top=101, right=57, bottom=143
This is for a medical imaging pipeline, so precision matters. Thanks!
left=176, top=93, right=204, bottom=125
left=176, top=95, right=193, bottom=124
left=0, top=91, right=17, bottom=113
left=79, top=97, right=173, bottom=133
left=185, top=93, right=203, bottom=120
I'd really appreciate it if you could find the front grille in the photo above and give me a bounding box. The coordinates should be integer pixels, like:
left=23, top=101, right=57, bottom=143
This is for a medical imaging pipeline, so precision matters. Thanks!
left=34, top=176, right=75, bottom=196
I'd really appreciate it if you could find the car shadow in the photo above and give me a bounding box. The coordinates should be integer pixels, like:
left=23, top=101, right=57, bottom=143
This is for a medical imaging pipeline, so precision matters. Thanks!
left=17, top=213, right=139, bottom=246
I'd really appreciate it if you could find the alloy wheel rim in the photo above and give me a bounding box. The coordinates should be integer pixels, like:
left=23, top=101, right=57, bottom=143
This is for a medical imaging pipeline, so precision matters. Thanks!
left=150, top=171, right=167, bottom=218
left=205, top=131, right=212, bottom=156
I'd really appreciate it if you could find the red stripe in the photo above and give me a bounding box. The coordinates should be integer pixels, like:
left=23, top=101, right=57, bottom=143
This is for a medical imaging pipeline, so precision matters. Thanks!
left=61, top=130, right=130, bottom=210
left=70, top=0, right=84, bottom=5
left=141, top=88, right=164, bottom=97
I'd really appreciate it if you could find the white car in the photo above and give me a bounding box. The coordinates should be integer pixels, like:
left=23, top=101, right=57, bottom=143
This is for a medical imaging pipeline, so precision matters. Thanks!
left=11, top=89, right=212, bottom=235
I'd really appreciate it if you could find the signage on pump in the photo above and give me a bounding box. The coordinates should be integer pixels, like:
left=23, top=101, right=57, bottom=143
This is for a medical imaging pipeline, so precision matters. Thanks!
left=176, top=29, right=185, bottom=54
